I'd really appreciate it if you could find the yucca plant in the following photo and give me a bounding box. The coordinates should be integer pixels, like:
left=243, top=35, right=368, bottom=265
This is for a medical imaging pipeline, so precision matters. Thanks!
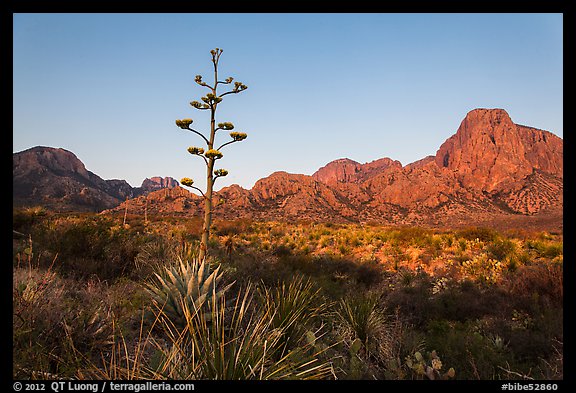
left=152, top=283, right=334, bottom=380
left=145, top=256, right=234, bottom=330
left=336, top=294, right=386, bottom=356
left=259, top=275, right=328, bottom=354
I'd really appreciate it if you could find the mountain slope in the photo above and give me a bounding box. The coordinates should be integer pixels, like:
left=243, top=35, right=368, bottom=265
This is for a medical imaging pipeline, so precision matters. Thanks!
left=13, top=146, right=179, bottom=212
left=13, top=147, right=128, bottom=211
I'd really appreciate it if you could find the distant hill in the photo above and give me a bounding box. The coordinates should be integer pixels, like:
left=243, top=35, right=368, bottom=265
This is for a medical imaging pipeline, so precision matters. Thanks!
left=13, top=146, right=178, bottom=212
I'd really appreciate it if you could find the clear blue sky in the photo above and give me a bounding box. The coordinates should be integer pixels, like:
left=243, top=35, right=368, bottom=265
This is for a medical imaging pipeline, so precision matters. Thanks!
left=13, top=13, right=563, bottom=191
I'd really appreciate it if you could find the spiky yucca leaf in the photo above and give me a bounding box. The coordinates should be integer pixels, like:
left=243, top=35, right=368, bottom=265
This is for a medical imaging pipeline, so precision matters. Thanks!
left=336, top=294, right=386, bottom=354
left=145, top=256, right=234, bottom=330
left=259, top=275, right=328, bottom=352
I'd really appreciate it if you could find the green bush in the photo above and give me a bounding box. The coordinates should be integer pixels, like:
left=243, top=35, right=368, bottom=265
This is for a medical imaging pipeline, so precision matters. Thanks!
left=487, top=238, right=517, bottom=261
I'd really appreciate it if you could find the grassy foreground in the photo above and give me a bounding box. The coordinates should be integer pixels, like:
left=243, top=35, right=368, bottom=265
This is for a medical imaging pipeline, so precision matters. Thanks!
left=12, top=208, right=563, bottom=380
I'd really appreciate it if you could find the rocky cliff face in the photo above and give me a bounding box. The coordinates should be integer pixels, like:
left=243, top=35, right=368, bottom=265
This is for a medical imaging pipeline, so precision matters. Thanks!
left=312, top=157, right=402, bottom=185
left=140, top=176, right=180, bottom=193
left=434, top=108, right=562, bottom=191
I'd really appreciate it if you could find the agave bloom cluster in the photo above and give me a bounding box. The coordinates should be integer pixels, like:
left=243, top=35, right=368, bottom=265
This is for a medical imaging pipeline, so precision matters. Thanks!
left=145, top=257, right=234, bottom=328
left=233, top=81, right=248, bottom=92
left=217, top=122, right=234, bottom=130
left=180, top=177, right=194, bottom=187
left=214, top=169, right=228, bottom=177
left=187, top=146, right=205, bottom=155
left=205, top=149, right=223, bottom=160
left=230, top=132, right=247, bottom=141
left=201, top=93, right=223, bottom=105
left=190, top=100, right=210, bottom=110
left=175, top=119, right=194, bottom=129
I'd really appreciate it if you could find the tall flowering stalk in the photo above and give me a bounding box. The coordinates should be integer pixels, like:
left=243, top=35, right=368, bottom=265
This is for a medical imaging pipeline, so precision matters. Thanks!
left=176, top=48, right=248, bottom=260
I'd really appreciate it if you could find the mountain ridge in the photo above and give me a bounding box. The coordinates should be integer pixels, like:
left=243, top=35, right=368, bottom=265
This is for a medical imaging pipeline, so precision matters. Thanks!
left=13, top=109, right=563, bottom=230
left=106, top=108, right=562, bottom=230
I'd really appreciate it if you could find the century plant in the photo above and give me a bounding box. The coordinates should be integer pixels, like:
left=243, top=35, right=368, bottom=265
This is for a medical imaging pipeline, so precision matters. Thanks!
left=145, top=256, right=234, bottom=330
left=176, top=48, right=248, bottom=260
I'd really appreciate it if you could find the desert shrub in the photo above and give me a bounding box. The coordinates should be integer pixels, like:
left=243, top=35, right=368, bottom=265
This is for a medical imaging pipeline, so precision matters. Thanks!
left=502, top=261, right=563, bottom=307
left=13, top=266, right=121, bottom=378
left=487, top=238, right=517, bottom=261
left=506, top=329, right=556, bottom=365
left=13, top=266, right=68, bottom=378
left=502, top=306, right=562, bottom=375
left=457, top=238, right=468, bottom=252
left=425, top=319, right=514, bottom=380
left=355, top=259, right=384, bottom=287
left=526, top=240, right=563, bottom=259
left=272, top=244, right=292, bottom=257
left=457, top=227, right=498, bottom=242
left=426, top=235, right=444, bottom=257
left=338, top=243, right=350, bottom=255
left=459, top=253, right=505, bottom=285
left=212, top=219, right=252, bottom=236
left=431, top=281, right=509, bottom=322
left=31, top=216, right=143, bottom=280
left=13, top=206, right=48, bottom=234
left=384, top=273, right=434, bottom=327
left=390, top=226, right=432, bottom=247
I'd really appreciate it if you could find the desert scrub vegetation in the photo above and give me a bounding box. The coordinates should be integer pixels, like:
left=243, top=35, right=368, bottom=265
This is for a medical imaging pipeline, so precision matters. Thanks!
left=12, top=208, right=563, bottom=380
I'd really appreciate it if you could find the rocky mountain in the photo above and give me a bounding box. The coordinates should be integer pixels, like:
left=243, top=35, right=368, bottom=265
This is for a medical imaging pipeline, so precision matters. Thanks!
left=140, top=176, right=180, bottom=193
left=13, top=146, right=178, bottom=212
left=312, top=157, right=402, bottom=185
left=435, top=108, right=563, bottom=192
left=105, top=108, right=563, bottom=230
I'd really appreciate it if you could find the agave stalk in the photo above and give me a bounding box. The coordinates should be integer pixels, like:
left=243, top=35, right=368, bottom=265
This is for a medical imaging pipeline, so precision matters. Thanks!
left=176, top=48, right=249, bottom=260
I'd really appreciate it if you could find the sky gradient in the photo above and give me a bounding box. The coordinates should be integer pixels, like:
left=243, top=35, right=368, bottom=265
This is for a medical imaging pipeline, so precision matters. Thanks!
left=13, top=13, right=563, bottom=191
